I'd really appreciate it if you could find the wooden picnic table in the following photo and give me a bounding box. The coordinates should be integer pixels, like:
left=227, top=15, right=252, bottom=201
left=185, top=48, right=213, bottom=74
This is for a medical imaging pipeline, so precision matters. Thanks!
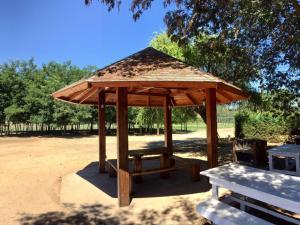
left=268, top=144, right=300, bottom=176
left=201, top=163, right=300, bottom=224
left=129, top=147, right=172, bottom=182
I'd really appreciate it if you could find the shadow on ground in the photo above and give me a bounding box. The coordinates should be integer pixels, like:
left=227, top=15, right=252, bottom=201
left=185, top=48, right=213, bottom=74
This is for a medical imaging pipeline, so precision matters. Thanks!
left=18, top=138, right=232, bottom=225
left=143, top=137, right=233, bottom=164
left=76, top=160, right=210, bottom=198
left=19, top=198, right=209, bottom=225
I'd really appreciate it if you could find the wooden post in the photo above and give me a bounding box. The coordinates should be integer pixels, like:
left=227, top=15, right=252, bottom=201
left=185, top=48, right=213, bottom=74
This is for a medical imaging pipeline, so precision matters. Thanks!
left=164, top=95, right=172, bottom=152
left=205, top=88, right=218, bottom=168
left=116, top=87, right=130, bottom=207
left=98, top=91, right=106, bottom=173
left=161, top=95, right=172, bottom=178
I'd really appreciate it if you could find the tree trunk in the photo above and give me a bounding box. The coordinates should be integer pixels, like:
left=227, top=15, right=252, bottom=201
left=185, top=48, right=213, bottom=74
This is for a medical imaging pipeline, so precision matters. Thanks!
left=156, top=123, right=160, bottom=135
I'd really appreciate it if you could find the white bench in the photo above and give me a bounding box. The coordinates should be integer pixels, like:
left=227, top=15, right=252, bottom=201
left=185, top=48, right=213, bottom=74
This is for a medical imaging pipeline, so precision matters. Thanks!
left=196, top=199, right=274, bottom=225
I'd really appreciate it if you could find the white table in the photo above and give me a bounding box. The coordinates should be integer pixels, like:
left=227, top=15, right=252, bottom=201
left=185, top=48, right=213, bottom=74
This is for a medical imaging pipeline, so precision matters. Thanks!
left=268, top=144, right=300, bottom=176
left=201, top=163, right=300, bottom=224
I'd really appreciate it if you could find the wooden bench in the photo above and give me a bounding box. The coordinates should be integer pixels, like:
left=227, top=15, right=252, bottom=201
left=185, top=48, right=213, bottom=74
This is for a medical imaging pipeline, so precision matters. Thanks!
left=173, top=156, right=201, bottom=181
left=107, top=158, right=175, bottom=178
left=107, top=155, right=201, bottom=183
left=196, top=199, right=274, bottom=225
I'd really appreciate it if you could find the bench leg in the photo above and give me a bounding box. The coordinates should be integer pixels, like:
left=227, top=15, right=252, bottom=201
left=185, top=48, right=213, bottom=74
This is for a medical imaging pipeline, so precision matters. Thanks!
left=191, top=164, right=200, bottom=182
left=118, top=169, right=131, bottom=207
left=160, top=153, right=170, bottom=178
left=108, top=164, right=117, bottom=177
left=240, top=196, right=250, bottom=212
left=212, top=184, right=219, bottom=200
left=134, top=156, right=143, bottom=183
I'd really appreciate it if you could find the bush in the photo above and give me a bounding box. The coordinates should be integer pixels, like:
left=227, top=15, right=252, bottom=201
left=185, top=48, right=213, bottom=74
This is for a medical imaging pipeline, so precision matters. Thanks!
left=234, top=111, right=290, bottom=142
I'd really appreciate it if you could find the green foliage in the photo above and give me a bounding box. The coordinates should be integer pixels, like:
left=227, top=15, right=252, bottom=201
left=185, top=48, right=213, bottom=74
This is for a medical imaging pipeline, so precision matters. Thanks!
left=234, top=110, right=299, bottom=142
left=172, top=108, right=197, bottom=131
left=0, top=59, right=98, bottom=134
left=88, top=0, right=300, bottom=93
left=150, top=33, right=185, bottom=61
left=135, top=107, right=163, bottom=132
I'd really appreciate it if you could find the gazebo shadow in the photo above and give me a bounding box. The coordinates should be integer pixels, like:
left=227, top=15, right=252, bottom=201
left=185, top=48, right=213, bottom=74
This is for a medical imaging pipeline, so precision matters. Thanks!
left=76, top=158, right=210, bottom=199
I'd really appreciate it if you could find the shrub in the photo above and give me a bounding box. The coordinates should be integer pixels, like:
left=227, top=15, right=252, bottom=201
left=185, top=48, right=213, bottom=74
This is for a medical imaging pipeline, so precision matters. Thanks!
left=234, top=111, right=290, bottom=142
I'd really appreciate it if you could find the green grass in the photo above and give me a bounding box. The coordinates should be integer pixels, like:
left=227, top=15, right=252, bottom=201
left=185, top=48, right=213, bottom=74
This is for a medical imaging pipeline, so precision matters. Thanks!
left=172, top=122, right=234, bottom=132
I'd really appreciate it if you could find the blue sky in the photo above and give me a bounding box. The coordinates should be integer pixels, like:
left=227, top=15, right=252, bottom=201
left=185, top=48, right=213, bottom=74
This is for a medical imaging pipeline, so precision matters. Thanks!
left=0, top=0, right=167, bottom=68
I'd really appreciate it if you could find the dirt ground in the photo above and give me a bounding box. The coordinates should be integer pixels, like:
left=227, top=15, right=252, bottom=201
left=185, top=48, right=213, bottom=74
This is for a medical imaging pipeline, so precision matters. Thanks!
left=0, top=128, right=234, bottom=225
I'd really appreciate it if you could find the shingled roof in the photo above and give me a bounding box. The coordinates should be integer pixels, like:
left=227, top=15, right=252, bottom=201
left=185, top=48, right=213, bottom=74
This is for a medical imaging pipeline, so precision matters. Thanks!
left=52, top=47, right=249, bottom=106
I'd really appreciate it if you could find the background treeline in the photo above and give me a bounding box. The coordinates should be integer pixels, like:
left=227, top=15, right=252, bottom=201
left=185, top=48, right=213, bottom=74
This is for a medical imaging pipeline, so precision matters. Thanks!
left=0, top=58, right=235, bottom=136
left=1, top=32, right=299, bottom=141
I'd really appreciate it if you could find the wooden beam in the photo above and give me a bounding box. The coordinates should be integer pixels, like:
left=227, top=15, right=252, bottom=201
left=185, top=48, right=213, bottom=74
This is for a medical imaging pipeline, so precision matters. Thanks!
left=91, top=81, right=217, bottom=89
left=52, top=81, right=90, bottom=98
left=185, top=93, right=198, bottom=105
left=98, top=91, right=106, bottom=173
left=69, top=87, right=92, bottom=101
left=217, top=89, right=234, bottom=102
left=217, top=82, right=249, bottom=99
left=79, top=87, right=99, bottom=104
left=161, top=96, right=172, bottom=178
left=116, top=87, right=130, bottom=207
left=135, top=87, right=153, bottom=93
left=105, top=90, right=167, bottom=97
left=164, top=95, right=172, bottom=152
left=170, top=97, right=177, bottom=107
left=147, top=96, right=150, bottom=106
left=205, top=88, right=218, bottom=168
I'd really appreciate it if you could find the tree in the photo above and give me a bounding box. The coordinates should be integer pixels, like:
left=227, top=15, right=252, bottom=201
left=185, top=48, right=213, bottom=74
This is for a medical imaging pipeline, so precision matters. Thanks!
left=173, top=107, right=197, bottom=131
left=85, top=0, right=300, bottom=93
left=135, top=107, right=163, bottom=134
left=149, top=32, right=257, bottom=123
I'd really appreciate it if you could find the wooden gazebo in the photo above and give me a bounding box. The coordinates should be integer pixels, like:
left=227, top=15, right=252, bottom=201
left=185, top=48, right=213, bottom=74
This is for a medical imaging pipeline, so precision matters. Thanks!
left=52, top=47, right=248, bottom=207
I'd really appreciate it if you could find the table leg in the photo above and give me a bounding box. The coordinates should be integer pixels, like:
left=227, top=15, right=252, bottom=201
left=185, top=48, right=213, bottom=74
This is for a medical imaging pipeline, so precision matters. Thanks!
left=240, top=196, right=247, bottom=211
left=211, top=184, right=219, bottom=200
left=268, top=154, right=273, bottom=171
left=160, top=153, right=170, bottom=178
left=285, top=157, right=289, bottom=170
left=134, top=156, right=142, bottom=183
left=296, top=155, right=300, bottom=176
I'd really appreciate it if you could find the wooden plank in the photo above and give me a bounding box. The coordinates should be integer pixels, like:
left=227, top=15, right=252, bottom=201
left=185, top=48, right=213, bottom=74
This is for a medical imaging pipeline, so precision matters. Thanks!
left=201, top=163, right=300, bottom=214
left=131, top=166, right=176, bottom=176
left=116, top=87, right=130, bottom=207
left=129, top=147, right=168, bottom=157
left=98, top=91, right=106, bottom=173
left=205, top=88, right=218, bottom=168
left=105, top=90, right=167, bottom=97
left=91, top=81, right=217, bottom=89
left=196, top=199, right=273, bottom=225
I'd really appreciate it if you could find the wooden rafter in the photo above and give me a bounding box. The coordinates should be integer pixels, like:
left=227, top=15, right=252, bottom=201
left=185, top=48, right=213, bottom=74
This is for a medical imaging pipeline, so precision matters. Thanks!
left=79, top=88, right=100, bottom=104
left=135, top=87, right=153, bottom=93
left=170, top=97, right=176, bottom=106
left=185, top=93, right=198, bottom=105
left=69, top=88, right=91, bottom=101
left=217, top=89, right=234, bottom=102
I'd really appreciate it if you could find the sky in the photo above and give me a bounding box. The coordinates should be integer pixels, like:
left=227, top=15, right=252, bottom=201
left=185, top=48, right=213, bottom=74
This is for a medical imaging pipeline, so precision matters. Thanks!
left=0, top=0, right=167, bottom=68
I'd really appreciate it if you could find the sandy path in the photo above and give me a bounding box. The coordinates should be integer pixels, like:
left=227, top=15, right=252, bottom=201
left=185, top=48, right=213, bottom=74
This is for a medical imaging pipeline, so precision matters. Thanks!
left=0, top=128, right=233, bottom=224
